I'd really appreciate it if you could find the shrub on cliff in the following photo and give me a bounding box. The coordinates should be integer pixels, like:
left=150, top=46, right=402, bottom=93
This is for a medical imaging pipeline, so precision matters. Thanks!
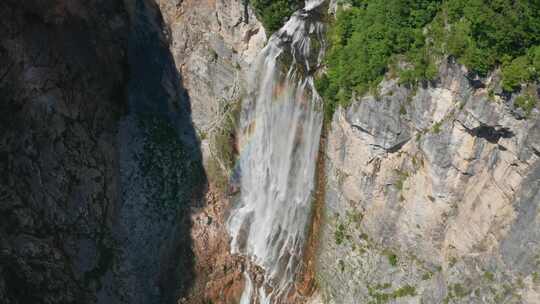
left=250, top=0, right=304, bottom=34
left=502, top=46, right=540, bottom=92
left=317, top=0, right=441, bottom=121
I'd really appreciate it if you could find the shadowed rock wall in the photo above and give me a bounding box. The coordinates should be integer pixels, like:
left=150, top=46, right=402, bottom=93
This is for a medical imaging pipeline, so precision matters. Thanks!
left=0, top=0, right=206, bottom=303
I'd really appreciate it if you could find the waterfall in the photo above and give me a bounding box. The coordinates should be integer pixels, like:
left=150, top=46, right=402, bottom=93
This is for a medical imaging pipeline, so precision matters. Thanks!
left=227, top=0, right=326, bottom=302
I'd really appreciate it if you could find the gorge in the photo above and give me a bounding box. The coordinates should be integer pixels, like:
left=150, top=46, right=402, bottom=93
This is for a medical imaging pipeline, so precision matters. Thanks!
left=1, top=0, right=539, bottom=304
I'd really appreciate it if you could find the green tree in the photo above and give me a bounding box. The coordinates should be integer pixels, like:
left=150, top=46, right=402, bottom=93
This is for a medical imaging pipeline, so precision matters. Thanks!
left=318, top=0, right=540, bottom=121
left=250, top=0, right=304, bottom=34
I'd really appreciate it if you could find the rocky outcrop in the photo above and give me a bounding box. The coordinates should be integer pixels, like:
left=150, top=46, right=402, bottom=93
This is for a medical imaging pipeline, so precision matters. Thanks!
left=156, top=0, right=265, bottom=163
left=316, top=60, right=540, bottom=303
left=181, top=188, right=246, bottom=304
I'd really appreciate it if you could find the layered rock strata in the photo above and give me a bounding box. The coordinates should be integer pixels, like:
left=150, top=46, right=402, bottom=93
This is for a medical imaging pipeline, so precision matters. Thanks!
left=317, top=60, right=540, bottom=304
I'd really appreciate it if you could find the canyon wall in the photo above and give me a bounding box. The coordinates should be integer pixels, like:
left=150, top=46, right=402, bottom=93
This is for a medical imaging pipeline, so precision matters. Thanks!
left=0, top=0, right=206, bottom=303
left=156, top=0, right=265, bottom=162
left=316, top=60, right=540, bottom=303
left=0, top=1, right=129, bottom=302
left=154, top=1, right=266, bottom=303
left=0, top=0, right=265, bottom=303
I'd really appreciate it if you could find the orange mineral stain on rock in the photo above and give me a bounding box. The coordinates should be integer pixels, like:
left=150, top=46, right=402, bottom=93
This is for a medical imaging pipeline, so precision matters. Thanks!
left=182, top=187, right=246, bottom=304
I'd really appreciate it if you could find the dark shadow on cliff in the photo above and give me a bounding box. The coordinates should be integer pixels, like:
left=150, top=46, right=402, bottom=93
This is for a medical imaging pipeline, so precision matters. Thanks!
left=118, top=0, right=207, bottom=303
left=0, top=0, right=206, bottom=303
left=0, top=1, right=131, bottom=303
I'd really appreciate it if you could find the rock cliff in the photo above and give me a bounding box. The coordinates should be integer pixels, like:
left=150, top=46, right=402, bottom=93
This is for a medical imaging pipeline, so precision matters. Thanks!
left=317, top=60, right=540, bottom=303
left=0, top=0, right=206, bottom=303
left=156, top=0, right=265, bottom=162
left=0, top=0, right=262, bottom=302
left=153, top=1, right=266, bottom=303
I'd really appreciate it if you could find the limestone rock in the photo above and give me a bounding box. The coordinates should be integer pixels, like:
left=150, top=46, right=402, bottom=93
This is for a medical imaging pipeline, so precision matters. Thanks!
left=317, top=60, right=540, bottom=304
left=156, top=0, right=266, bottom=146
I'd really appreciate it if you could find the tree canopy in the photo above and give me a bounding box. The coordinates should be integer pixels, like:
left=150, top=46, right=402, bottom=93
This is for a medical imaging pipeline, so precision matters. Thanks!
left=317, top=0, right=540, bottom=121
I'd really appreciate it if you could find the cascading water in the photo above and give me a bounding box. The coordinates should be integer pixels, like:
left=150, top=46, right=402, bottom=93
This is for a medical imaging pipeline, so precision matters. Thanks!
left=227, top=1, right=326, bottom=302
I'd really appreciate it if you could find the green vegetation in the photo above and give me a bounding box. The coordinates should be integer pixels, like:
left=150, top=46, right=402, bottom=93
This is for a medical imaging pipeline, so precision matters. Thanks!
left=393, top=285, right=417, bottom=298
left=443, top=282, right=471, bottom=303
left=388, top=253, right=398, bottom=267
left=317, top=0, right=441, bottom=121
left=384, top=250, right=398, bottom=267
left=533, top=272, right=540, bottom=284
left=452, top=283, right=469, bottom=298
left=373, top=283, right=392, bottom=290
left=422, top=272, right=433, bottom=280
left=399, top=104, right=407, bottom=115
left=368, top=283, right=417, bottom=303
left=347, top=210, right=364, bottom=224
left=249, top=0, right=304, bottom=34
left=483, top=271, right=495, bottom=282
left=515, top=94, right=537, bottom=117
left=394, top=169, right=410, bottom=191
left=502, top=46, right=540, bottom=91
left=208, top=100, right=241, bottom=191
left=335, top=222, right=346, bottom=245
left=440, top=2, right=539, bottom=76
left=317, top=0, right=540, bottom=122
left=432, top=120, right=443, bottom=134
left=138, top=115, right=205, bottom=212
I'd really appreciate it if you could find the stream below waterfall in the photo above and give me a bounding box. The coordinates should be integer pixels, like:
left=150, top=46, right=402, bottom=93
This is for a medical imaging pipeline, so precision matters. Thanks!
left=227, top=1, right=327, bottom=302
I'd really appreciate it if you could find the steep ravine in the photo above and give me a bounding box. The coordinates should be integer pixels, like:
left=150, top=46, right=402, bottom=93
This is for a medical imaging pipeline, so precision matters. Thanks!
left=2, top=1, right=539, bottom=304
left=166, top=1, right=540, bottom=303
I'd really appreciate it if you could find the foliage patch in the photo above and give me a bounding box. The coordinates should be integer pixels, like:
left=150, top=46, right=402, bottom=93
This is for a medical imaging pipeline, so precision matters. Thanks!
left=317, top=0, right=540, bottom=122
left=249, top=0, right=304, bottom=34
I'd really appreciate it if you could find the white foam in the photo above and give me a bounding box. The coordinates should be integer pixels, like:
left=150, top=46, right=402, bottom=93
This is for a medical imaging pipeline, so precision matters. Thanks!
left=227, top=0, right=326, bottom=302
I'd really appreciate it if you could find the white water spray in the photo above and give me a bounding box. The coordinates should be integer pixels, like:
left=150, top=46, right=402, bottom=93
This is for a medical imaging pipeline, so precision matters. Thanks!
left=227, top=1, right=326, bottom=302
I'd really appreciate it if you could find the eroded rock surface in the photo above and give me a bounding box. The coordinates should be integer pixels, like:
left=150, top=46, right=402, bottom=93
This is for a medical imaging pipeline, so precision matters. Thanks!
left=0, top=0, right=206, bottom=303
left=152, top=1, right=267, bottom=303
left=317, top=60, right=540, bottom=304
left=156, top=0, right=266, bottom=161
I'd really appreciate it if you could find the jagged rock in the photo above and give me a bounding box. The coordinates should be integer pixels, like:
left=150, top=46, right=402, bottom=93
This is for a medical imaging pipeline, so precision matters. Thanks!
left=153, top=0, right=267, bottom=302
left=317, top=60, right=540, bottom=304
left=156, top=0, right=266, bottom=148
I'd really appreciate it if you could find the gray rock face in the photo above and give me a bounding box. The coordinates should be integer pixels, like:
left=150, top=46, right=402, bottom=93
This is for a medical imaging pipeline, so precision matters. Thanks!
left=317, top=60, right=540, bottom=304
left=155, top=0, right=266, bottom=163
